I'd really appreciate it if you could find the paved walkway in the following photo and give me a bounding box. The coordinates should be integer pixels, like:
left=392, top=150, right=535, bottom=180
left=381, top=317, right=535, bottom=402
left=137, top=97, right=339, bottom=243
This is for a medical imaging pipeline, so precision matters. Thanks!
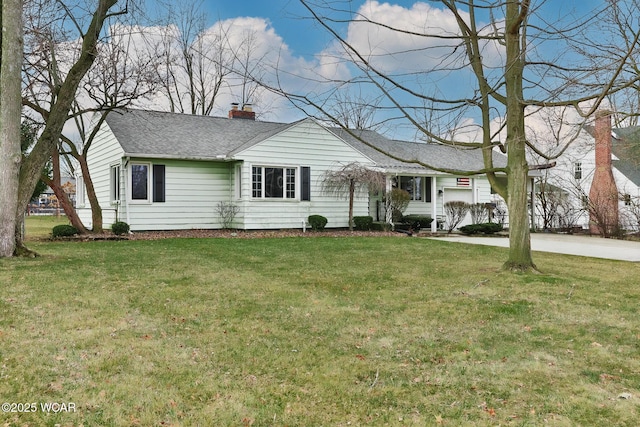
left=430, top=233, right=640, bottom=262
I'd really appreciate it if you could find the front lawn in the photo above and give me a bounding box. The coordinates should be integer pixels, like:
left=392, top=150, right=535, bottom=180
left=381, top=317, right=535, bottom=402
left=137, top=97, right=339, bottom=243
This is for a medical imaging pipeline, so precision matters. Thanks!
left=1, top=233, right=639, bottom=425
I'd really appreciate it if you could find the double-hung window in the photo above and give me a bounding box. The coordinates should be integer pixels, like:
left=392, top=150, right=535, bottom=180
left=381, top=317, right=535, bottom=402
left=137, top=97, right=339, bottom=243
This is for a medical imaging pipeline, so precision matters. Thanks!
left=131, top=163, right=150, bottom=201
left=398, top=176, right=432, bottom=202
left=251, top=166, right=301, bottom=199
left=574, top=162, right=582, bottom=180
left=130, top=163, right=165, bottom=203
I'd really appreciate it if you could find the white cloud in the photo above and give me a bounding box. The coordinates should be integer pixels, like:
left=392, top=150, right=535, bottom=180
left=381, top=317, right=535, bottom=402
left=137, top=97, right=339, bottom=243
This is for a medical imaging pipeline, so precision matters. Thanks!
left=342, top=1, right=503, bottom=75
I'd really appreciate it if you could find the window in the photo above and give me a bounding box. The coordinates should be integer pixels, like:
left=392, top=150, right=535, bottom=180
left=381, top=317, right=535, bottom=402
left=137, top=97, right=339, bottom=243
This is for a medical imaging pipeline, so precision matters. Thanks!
left=398, top=176, right=432, bottom=202
left=624, top=194, right=632, bottom=206
left=130, top=163, right=165, bottom=202
left=581, top=194, right=589, bottom=208
left=251, top=166, right=298, bottom=199
left=131, top=164, right=149, bottom=200
left=574, top=162, right=582, bottom=180
left=110, top=165, right=121, bottom=203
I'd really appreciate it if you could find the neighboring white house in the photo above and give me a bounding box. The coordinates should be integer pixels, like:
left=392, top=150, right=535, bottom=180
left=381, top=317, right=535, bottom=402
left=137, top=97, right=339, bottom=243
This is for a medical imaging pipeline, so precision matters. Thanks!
left=76, top=107, right=514, bottom=232
left=534, top=112, right=640, bottom=232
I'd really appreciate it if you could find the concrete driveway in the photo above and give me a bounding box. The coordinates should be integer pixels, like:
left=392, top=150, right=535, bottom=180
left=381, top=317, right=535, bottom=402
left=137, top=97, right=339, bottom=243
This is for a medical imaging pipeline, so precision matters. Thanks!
left=431, top=233, right=640, bottom=262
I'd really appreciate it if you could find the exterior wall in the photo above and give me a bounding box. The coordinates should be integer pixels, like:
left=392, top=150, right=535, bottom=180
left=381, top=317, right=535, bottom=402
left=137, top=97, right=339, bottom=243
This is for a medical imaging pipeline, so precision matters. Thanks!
left=539, top=135, right=640, bottom=231
left=76, top=120, right=125, bottom=229
left=234, top=120, right=374, bottom=229
left=78, top=118, right=236, bottom=231
left=382, top=174, right=495, bottom=230
left=122, top=159, right=232, bottom=231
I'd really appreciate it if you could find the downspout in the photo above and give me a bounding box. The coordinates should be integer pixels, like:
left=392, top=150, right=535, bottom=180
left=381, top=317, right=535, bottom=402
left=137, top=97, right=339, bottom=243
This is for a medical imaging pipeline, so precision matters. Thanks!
left=123, top=157, right=131, bottom=230
left=431, top=176, right=438, bottom=232
left=530, top=177, right=536, bottom=231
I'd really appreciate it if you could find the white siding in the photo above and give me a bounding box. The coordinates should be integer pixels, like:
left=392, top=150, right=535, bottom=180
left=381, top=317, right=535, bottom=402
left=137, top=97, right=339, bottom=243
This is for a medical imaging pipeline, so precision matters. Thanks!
left=77, top=120, right=125, bottom=229
left=235, top=120, right=374, bottom=229
left=124, top=159, right=232, bottom=231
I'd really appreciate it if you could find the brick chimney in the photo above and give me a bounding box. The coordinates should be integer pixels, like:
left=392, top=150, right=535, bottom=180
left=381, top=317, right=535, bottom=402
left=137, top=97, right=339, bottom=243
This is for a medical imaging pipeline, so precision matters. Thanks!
left=228, top=103, right=255, bottom=120
left=589, top=110, right=618, bottom=235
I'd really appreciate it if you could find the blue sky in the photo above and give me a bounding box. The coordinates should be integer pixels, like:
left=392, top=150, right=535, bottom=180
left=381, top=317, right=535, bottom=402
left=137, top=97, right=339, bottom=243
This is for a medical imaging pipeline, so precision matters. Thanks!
left=147, top=1, right=622, bottom=141
left=206, top=0, right=607, bottom=56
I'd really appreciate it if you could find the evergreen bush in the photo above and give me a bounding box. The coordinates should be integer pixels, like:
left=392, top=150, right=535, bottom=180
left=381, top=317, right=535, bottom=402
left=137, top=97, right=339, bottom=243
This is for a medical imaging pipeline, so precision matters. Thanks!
left=401, top=214, right=433, bottom=231
left=111, top=221, right=130, bottom=235
left=308, top=215, right=328, bottom=231
left=353, top=216, right=373, bottom=231
left=371, top=221, right=392, bottom=231
left=52, top=224, right=78, bottom=238
left=459, top=222, right=503, bottom=235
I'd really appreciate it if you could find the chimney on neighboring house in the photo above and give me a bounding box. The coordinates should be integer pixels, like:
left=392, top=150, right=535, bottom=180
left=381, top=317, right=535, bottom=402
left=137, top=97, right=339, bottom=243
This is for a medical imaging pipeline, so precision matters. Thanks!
left=589, top=110, right=618, bottom=235
left=228, top=103, right=256, bottom=120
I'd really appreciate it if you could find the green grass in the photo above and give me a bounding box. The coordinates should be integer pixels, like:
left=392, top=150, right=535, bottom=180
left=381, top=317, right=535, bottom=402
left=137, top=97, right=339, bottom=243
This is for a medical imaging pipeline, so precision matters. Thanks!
left=1, top=219, right=639, bottom=425
left=23, top=214, right=70, bottom=239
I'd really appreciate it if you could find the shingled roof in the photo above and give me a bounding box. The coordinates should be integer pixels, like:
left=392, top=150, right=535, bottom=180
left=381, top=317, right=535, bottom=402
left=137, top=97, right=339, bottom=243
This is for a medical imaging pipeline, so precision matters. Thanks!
left=104, top=109, right=295, bottom=160
left=612, top=126, right=640, bottom=187
left=584, top=124, right=640, bottom=187
left=103, top=108, right=507, bottom=174
left=329, top=127, right=507, bottom=174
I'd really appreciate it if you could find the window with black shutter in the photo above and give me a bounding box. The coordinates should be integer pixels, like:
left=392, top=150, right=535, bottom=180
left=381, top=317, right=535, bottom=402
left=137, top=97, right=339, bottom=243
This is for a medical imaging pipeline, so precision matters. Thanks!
left=153, top=164, right=165, bottom=202
left=301, top=167, right=311, bottom=201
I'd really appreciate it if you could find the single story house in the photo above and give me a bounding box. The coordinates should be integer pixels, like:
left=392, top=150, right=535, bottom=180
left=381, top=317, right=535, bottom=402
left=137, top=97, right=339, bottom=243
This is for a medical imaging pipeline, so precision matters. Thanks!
left=76, top=106, right=514, bottom=232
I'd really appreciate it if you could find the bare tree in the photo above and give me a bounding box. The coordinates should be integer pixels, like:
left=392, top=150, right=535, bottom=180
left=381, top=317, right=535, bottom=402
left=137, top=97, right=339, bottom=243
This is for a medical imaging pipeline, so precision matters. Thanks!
left=321, top=162, right=385, bottom=230
left=22, top=4, right=162, bottom=235
left=4, top=0, right=127, bottom=256
left=149, top=1, right=234, bottom=115
left=274, top=0, right=640, bottom=271
left=325, top=90, right=384, bottom=131
left=0, top=0, right=24, bottom=256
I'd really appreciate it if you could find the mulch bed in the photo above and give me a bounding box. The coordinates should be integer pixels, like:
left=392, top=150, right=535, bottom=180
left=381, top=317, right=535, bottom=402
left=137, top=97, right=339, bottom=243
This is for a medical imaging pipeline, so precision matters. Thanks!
left=127, top=229, right=400, bottom=240
left=48, top=229, right=404, bottom=242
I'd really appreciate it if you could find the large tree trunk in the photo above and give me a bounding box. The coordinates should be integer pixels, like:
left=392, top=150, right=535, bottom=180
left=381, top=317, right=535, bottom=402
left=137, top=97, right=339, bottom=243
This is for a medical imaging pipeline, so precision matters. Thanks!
left=43, top=148, right=88, bottom=234
left=13, top=0, right=118, bottom=254
left=0, top=0, right=24, bottom=257
left=503, top=1, right=535, bottom=271
left=78, top=155, right=103, bottom=233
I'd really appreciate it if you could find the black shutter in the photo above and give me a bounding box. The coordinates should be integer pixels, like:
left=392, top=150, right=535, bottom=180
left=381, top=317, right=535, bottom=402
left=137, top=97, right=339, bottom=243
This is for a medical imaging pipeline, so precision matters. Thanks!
left=301, top=167, right=311, bottom=201
left=425, top=177, right=432, bottom=202
left=153, top=164, right=165, bottom=202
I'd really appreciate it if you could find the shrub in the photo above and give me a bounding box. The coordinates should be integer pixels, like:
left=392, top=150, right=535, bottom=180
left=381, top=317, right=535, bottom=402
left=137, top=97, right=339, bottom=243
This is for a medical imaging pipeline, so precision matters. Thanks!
left=353, top=216, right=373, bottom=231
left=401, top=215, right=433, bottom=231
left=52, top=224, right=78, bottom=238
left=459, top=222, right=503, bottom=235
left=386, top=188, right=410, bottom=222
left=371, top=221, right=392, bottom=231
left=216, top=202, right=239, bottom=229
left=444, top=201, right=471, bottom=233
left=469, top=203, right=490, bottom=224
left=111, top=221, right=130, bottom=236
left=308, top=215, right=328, bottom=231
